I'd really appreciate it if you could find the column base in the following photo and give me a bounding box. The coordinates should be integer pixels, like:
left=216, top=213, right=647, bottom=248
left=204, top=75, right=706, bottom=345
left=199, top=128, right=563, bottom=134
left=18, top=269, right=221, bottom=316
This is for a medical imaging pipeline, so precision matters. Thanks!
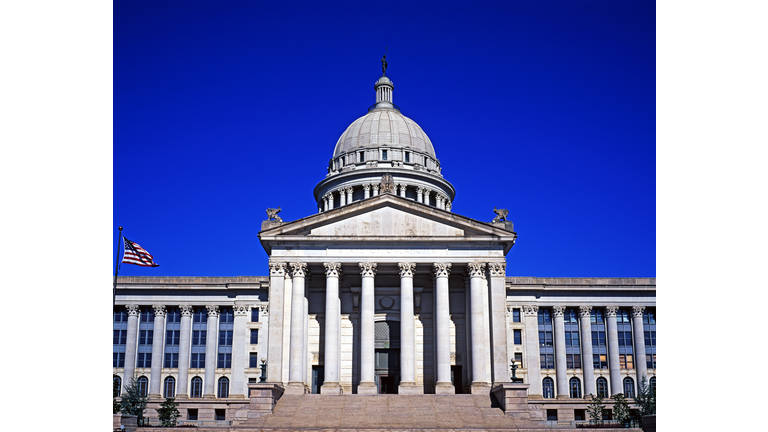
left=321, top=382, right=343, bottom=395
left=283, top=382, right=306, bottom=395
left=398, top=382, right=419, bottom=395
left=434, top=382, right=455, bottom=394
left=357, top=382, right=377, bottom=395
left=470, top=382, right=491, bottom=395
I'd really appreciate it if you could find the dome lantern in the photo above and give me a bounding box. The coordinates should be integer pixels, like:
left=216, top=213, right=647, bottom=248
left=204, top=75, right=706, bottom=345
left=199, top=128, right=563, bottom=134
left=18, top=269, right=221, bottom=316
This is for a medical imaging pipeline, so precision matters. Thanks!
left=374, top=76, right=394, bottom=110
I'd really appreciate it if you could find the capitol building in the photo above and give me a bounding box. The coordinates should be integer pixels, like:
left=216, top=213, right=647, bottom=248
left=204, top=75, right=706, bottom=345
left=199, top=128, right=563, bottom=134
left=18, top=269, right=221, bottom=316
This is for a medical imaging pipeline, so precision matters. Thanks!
left=114, top=68, right=656, bottom=427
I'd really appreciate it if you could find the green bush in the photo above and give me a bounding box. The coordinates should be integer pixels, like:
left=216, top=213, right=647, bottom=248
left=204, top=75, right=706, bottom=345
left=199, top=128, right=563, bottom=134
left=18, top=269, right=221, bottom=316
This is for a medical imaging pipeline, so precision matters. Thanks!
left=119, top=378, right=148, bottom=425
left=157, top=397, right=181, bottom=427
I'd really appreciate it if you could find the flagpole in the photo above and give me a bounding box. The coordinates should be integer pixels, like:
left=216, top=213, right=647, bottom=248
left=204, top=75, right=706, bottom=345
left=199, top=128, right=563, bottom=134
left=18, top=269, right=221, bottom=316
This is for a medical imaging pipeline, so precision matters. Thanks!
left=113, top=226, right=123, bottom=310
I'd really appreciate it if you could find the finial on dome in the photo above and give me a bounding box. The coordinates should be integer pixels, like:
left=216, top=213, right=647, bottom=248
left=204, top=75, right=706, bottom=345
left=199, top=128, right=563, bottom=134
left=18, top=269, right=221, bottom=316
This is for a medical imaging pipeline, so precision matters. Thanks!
left=381, top=47, right=388, bottom=77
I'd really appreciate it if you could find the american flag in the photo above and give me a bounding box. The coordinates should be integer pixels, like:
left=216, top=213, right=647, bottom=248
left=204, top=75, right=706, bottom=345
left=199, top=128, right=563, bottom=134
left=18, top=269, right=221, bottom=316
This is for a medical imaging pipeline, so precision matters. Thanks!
left=122, top=237, right=159, bottom=267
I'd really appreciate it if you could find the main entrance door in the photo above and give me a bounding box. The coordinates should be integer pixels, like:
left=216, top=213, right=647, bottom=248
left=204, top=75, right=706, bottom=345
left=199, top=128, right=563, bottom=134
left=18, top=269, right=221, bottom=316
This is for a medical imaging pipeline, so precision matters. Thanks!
left=374, top=321, right=400, bottom=394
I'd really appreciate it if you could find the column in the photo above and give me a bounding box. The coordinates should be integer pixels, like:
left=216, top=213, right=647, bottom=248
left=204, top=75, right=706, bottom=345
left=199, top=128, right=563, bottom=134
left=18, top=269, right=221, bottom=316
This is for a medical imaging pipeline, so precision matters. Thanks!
left=266, top=262, right=286, bottom=383
left=552, top=306, right=568, bottom=399
left=632, top=306, right=648, bottom=382
left=149, top=304, right=166, bottom=397
left=231, top=302, right=249, bottom=397
left=522, top=305, right=542, bottom=397
left=467, top=263, right=490, bottom=393
left=398, top=262, right=418, bottom=394
left=398, top=183, right=407, bottom=198
left=177, top=305, right=192, bottom=397
left=286, top=262, right=308, bottom=394
left=579, top=306, right=595, bottom=398
left=487, top=262, right=509, bottom=386
left=363, top=184, right=371, bottom=199
left=358, top=262, right=377, bottom=394
left=372, top=184, right=379, bottom=197
left=345, top=187, right=354, bottom=204
left=322, top=262, right=342, bottom=394
left=416, top=187, right=424, bottom=203
left=328, top=192, right=335, bottom=209
left=323, top=195, right=329, bottom=212
left=445, top=201, right=452, bottom=212
left=433, top=262, right=454, bottom=394
left=281, top=270, right=293, bottom=383
left=203, top=305, right=219, bottom=397
left=339, top=189, right=346, bottom=206
left=605, top=306, right=622, bottom=395
left=424, top=190, right=431, bottom=206
left=122, top=304, right=140, bottom=393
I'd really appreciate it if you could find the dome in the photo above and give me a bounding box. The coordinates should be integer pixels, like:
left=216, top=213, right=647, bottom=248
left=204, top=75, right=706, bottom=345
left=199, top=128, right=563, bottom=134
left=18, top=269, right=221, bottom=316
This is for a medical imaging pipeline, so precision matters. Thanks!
left=332, top=108, right=437, bottom=159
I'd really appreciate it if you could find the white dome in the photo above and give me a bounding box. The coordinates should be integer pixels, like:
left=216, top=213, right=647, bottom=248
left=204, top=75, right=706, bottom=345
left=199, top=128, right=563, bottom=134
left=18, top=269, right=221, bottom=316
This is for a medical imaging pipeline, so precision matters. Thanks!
left=332, top=108, right=437, bottom=159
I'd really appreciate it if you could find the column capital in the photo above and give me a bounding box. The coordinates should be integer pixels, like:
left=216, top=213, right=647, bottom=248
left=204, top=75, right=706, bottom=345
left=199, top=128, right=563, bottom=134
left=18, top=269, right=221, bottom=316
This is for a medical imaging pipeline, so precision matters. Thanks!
left=552, top=306, right=565, bottom=317
left=466, top=262, right=485, bottom=278
left=359, top=262, right=377, bottom=277
left=522, top=304, right=539, bottom=316
left=152, top=304, right=166, bottom=317
left=323, top=262, right=343, bottom=278
left=344, top=186, right=354, bottom=193
left=416, top=186, right=425, bottom=193
left=398, top=262, right=416, bottom=278
left=206, top=305, right=219, bottom=317
left=362, top=183, right=371, bottom=191
left=372, top=184, right=380, bottom=192
left=126, top=304, right=140, bottom=316
left=289, top=262, right=308, bottom=278
left=631, top=305, right=645, bottom=317
left=258, top=303, right=269, bottom=315
left=605, top=306, right=619, bottom=317
left=268, top=261, right=286, bottom=276
left=432, top=262, right=452, bottom=278
left=579, top=305, right=592, bottom=317
left=487, top=262, right=506, bottom=277
left=233, top=302, right=250, bottom=316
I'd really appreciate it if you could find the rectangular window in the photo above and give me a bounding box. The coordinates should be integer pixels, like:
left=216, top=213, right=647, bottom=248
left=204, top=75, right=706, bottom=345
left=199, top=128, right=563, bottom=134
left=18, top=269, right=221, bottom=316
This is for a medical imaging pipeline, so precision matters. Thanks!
left=513, top=329, right=522, bottom=345
left=512, top=308, right=521, bottom=322
left=540, top=353, right=555, bottom=369
left=139, top=330, right=153, bottom=345
left=166, top=330, right=180, bottom=346
left=619, top=354, right=634, bottom=369
left=192, top=330, right=206, bottom=346
left=250, top=329, right=259, bottom=345
left=513, top=352, right=523, bottom=368
left=646, top=353, right=656, bottom=369
left=538, top=309, right=555, bottom=369
left=359, top=152, right=365, bottom=162
left=215, top=409, right=226, bottom=421
left=137, top=352, right=152, bottom=368
left=251, top=308, right=259, bottom=322
left=593, top=354, right=608, bottom=369
left=566, top=354, right=581, bottom=369
left=188, top=409, right=198, bottom=421
left=382, top=150, right=388, bottom=160
left=218, top=353, right=232, bottom=368
left=113, top=352, right=125, bottom=368
left=405, top=152, right=410, bottom=162
left=164, top=352, right=179, bottom=368
left=218, top=308, right=234, bottom=369
left=250, top=352, right=260, bottom=368
left=190, top=353, right=205, bottom=369
left=574, top=409, right=586, bottom=421
left=546, top=409, right=558, bottom=421
left=113, top=309, right=128, bottom=368
left=219, top=330, right=233, bottom=346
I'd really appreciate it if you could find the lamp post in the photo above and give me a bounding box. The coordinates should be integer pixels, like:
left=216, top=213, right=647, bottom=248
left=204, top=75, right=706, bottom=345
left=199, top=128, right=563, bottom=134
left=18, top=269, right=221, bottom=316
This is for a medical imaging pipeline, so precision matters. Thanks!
left=259, top=358, right=267, bottom=383
left=510, top=359, right=523, bottom=383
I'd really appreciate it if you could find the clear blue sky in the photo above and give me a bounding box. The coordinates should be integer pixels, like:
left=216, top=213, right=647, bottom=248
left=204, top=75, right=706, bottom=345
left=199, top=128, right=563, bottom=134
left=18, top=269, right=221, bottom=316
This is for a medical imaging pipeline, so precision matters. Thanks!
left=114, top=0, right=655, bottom=278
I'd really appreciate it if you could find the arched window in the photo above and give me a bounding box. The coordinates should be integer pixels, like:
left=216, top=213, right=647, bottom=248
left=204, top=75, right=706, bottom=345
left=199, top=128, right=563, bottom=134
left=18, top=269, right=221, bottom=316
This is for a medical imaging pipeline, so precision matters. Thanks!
left=218, top=377, right=230, bottom=398
left=623, top=377, right=635, bottom=398
left=596, top=377, right=609, bottom=398
left=137, top=376, right=149, bottom=397
left=163, top=377, right=176, bottom=398
left=569, top=377, right=582, bottom=399
left=542, top=377, right=555, bottom=399
left=191, top=376, right=203, bottom=398
left=113, top=375, right=122, bottom=397
left=649, top=376, right=656, bottom=393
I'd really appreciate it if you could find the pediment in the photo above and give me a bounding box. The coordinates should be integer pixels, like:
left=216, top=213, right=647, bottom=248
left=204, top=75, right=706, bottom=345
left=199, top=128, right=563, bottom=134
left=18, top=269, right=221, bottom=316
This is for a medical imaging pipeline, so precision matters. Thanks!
left=309, top=205, right=465, bottom=237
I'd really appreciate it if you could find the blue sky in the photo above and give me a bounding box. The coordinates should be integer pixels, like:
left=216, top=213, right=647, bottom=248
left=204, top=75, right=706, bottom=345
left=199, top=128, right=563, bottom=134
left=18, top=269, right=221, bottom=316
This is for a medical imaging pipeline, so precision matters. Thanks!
left=113, top=0, right=655, bottom=278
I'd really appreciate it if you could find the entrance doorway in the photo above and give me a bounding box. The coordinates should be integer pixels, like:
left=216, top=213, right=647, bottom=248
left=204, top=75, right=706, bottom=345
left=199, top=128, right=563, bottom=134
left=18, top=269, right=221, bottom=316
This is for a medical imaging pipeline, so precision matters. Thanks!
left=311, top=365, right=324, bottom=394
left=374, top=321, right=400, bottom=394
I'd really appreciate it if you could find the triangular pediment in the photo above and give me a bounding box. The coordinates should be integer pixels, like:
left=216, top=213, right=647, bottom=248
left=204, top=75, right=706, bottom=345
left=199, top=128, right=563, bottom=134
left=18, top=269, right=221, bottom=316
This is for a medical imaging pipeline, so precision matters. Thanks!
left=309, top=205, right=465, bottom=237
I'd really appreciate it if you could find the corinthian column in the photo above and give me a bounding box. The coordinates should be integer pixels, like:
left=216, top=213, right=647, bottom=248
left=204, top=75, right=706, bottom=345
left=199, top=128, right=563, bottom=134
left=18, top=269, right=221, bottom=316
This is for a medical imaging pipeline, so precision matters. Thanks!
left=358, top=262, right=377, bottom=394
left=423, top=190, right=431, bottom=206
left=398, top=262, right=418, bottom=394
left=467, top=262, right=490, bottom=394
left=579, top=306, right=595, bottom=398
left=339, top=189, right=346, bottom=206
left=552, top=305, right=568, bottom=399
left=203, top=305, right=219, bottom=398
left=363, top=184, right=371, bottom=199
left=487, top=262, right=509, bottom=386
left=322, top=262, right=342, bottom=394
left=286, top=262, right=308, bottom=394
left=523, top=305, right=542, bottom=397
left=605, top=306, right=622, bottom=395
left=372, top=184, right=379, bottom=197
left=231, top=302, right=249, bottom=397
left=434, top=262, right=454, bottom=394
left=177, top=305, right=193, bottom=397
left=122, top=304, right=140, bottom=393
left=632, top=306, right=648, bottom=382
left=416, top=187, right=424, bottom=203
left=148, top=304, right=166, bottom=398
left=345, top=187, right=354, bottom=204
left=266, top=262, right=286, bottom=383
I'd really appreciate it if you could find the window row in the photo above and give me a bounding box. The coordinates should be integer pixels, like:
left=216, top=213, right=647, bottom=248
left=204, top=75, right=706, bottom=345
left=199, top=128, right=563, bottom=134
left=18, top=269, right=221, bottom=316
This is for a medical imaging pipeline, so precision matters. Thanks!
left=113, top=375, right=231, bottom=399
left=541, top=376, right=655, bottom=399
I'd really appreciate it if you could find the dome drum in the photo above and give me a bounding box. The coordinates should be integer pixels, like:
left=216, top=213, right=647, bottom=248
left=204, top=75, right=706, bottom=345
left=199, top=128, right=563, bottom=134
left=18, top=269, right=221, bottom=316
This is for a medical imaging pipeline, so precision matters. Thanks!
left=328, top=147, right=441, bottom=178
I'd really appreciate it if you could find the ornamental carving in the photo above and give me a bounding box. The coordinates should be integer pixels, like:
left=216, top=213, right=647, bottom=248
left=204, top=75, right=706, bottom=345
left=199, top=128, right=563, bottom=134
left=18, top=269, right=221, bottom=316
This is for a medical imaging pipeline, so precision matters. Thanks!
left=466, top=262, right=486, bottom=278
left=433, top=262, right=452, bottom=278
left=632, top=306, right=645, bottom=318
left=323, top=262, right=343, bottom=278
left=487, top=262, right=506, bottom=277
left=359, top=262, right=377, bottom=277
left=362, top=184, right=371, bottom=192
left=259, top=303, right=269, bottom=314
left=180, top=305, right=193, bottom=317
left=268, top=261, right=286, bottom=276
left=522, top=305, right=539, bottom=316
left=552, top=306, right=565, bottom=318
left=398, top=262, right=416, bottom=278
left=233, top=302, right=250, bottom=316
left=605, top=306, right=619, bottom=317
left=126, top=304, right=140, bottom=316
left=290, top=262, right=308, bottom=278
left=579, top=305, right=592, bottom=318
left=152, top=304, right=166, bottom=317
left=206, top=305, right=219, bottom=317
left=380, top=173, right=395, bottom=194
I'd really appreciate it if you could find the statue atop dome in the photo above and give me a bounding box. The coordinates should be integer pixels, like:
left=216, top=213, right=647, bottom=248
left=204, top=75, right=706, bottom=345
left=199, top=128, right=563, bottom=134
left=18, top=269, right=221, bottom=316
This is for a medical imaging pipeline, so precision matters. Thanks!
left=381, top=47, right=388, bottom=76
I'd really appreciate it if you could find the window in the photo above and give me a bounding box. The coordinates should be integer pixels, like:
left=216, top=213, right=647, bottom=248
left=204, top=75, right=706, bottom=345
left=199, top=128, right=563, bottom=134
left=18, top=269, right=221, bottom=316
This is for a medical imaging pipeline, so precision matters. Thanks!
left=163, top=377, right=176, bottom=398
left=405, top=152, right=410, bottom=163
left=650, top=376, right=656, bottom=392
left=616, top=309, right=634, bottom=369
left=513, top=329, right=522, bottom=345
left=250, top=352, right=260, bottom=368
left=643, top=309, right=656, bottom=369
left=596, top=377, right=609, bottom=398
left=382, top=149, right=388, bottom=160
left=569, top=377, right=582, bottom=399
left=546, top=409, right=558, bottom=421
left=250, top=329, right=259, bottom=345
left=137, top=376, right=149, bottom=397
left=251, top=308, right=259, bottom=322
left=538, top=309, right=554, bottom=369
left=187, top=409, right=198, bottom=421
left=543, top=377, right=555, bottom=399
left=218, top=377, right=229, bottom=398
left=593, top=354, right=608, bottom=370
left=591, top=309, right=608, bottom=369
left=623, top=377, right=635, bottom=398
left=512, top=308, right=521, bottom=322
left=574, top=409, right=586, bottom=421
left=137, top=352, right=152, bottom=368
left=564, top=308, right=581, bottom=369
left=191, top=308, right=207, bottom=369
left=137, top=307, right=154, bottom=368
left=359, top=152, right=365, bottom=162
left=619, top=354, right=634, bottom=369
left=513, top=352, right=523, bottom=368
left=164, top=307, right=181, bottom=368
left=113, top=352, right=125, bottom=368
left=191, top=353, right=205, bottom=369
left=113, top=375, right=122, bottom=396
left=113, top=308, right=128, bottom=367
left=218, top=308, right=234, bottom=368
left=215, top=409, right=226, bottom=421
left=191, top=377, right=203, bottom=398
left=164, top=353, right=179, bottom=368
